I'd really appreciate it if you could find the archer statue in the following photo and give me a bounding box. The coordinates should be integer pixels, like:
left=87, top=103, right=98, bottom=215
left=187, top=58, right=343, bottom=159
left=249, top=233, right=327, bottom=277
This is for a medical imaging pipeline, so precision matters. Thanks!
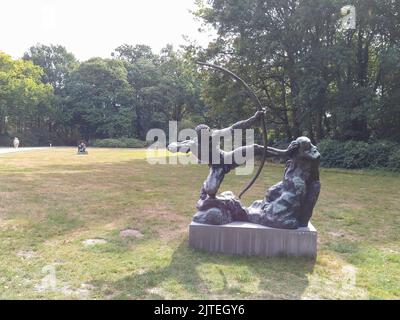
left=168, top=62, right=321, bottom=230
left=168, top=109, right=298, bottom=200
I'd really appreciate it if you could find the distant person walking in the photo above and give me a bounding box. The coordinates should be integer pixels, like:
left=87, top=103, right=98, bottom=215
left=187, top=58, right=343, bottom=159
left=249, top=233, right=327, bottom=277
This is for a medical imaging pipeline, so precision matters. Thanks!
left=13, top=137, right=20, bottom=149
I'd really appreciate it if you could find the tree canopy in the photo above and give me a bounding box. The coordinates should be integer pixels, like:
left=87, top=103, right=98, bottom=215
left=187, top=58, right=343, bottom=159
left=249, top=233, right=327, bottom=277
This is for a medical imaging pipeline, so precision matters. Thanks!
left=0, top=51, right=53, bottom=144
left=1, top=1, right=400, bottom=146
left=194, top=0, right=400, bottom=142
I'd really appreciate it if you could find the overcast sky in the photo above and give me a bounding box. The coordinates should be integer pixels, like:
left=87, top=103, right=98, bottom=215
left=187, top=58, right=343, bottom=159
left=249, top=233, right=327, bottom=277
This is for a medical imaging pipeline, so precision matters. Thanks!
left=0, top=0, right=215, bottom=61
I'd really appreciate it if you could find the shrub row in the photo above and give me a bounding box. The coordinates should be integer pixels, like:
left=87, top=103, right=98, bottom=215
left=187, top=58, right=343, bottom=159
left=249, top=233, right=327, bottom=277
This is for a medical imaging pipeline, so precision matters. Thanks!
left=318, top=139, right=400, bottom=171
left=91, top=138, right=147, bottom=148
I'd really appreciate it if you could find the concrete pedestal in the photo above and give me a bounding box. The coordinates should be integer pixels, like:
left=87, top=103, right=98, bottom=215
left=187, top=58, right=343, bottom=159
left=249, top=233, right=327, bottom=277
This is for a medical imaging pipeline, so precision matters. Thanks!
left=189, top=221, right=317, bottom=258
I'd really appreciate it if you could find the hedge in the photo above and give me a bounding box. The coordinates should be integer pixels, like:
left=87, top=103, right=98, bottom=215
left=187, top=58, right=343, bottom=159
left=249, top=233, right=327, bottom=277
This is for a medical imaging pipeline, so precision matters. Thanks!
left=91, top=138, right=147, bottom=148
left=318, top=139, right=400, bottom=171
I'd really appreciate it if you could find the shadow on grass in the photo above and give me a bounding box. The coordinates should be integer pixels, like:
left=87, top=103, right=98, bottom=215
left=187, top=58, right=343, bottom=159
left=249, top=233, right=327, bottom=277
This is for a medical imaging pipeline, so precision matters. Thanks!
left=93, top=239, right=315, bottom=300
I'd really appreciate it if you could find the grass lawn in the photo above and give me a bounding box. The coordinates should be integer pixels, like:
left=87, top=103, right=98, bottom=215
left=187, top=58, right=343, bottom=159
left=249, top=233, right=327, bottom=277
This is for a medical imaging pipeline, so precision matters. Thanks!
left=0, top=148, right=399, bottom=299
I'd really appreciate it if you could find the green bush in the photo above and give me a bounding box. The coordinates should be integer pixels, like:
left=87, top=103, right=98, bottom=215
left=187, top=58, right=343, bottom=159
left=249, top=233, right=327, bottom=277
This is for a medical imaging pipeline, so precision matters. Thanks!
left=388, top=149, right=400, bottom=171
left=318, top=139, right=400, bottom=171
left=91, top=138, right=147, bottom=148
left=318, top=139, right=346, bottom=168
left=363, top=141, right=397, bottom=168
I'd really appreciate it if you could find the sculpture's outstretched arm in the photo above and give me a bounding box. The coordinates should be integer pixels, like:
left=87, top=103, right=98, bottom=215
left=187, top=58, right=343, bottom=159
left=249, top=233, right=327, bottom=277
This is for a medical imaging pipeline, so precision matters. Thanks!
left=266, top=147, right=290, bottom=157
left=248, top=142, right=297, bottom=158
left=212, top=109, right=266, bottom=138
left=167, top=140, right=195, bottom=154
left=231, top=109, right=266, bottom=130
left=266, top=141, right=299, bottom=158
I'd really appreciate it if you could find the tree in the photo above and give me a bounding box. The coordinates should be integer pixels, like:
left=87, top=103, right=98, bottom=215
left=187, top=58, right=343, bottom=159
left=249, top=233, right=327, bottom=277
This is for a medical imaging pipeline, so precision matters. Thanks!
left=115, top=44, right=207, bottom=139
left=112, top=44, right=156, bottom=64
left=23, top=44, right=78, bottom=94
left=0, top=51, right=53, bottom=139
left=64, top=58, right=133, bottom=140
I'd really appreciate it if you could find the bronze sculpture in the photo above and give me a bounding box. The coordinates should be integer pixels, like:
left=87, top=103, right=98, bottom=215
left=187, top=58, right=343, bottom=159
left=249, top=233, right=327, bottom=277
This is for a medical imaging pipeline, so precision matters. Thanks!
left=169, top=63, right=321, bottom=230
left=168, top=125, right=320, bottom=229
left=77, top=141, right=88, bottom=155
left=247, top=137, right=321, bottom=229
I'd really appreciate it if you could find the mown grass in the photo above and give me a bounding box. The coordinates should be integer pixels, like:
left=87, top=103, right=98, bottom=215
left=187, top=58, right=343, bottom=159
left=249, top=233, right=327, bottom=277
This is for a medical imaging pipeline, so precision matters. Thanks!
left=0, top=148, right=399, bottom=299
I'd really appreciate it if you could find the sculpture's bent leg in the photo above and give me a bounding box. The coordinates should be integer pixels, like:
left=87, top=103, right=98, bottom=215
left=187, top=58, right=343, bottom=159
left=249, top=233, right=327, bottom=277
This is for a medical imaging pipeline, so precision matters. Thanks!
left=203, top=166, right=226, bottom=198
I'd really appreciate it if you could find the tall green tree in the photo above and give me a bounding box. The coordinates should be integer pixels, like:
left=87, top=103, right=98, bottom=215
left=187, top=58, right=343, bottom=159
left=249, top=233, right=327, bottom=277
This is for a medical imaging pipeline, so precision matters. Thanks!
left=23, top=44, right=79, bottom=142
left=64, top=58, right=133, bottom=140
left=0, top=51, right=53, bottom=138
left=115, top=44, right=206, bottom=139
left=23, top=44, right=78, bottom=94
left=113, top=44, right=156, bottom=64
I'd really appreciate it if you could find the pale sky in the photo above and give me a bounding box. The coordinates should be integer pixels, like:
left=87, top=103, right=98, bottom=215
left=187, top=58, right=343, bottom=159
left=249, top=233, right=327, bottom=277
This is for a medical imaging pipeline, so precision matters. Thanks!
left=0, top=0, right=215, bottom=61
